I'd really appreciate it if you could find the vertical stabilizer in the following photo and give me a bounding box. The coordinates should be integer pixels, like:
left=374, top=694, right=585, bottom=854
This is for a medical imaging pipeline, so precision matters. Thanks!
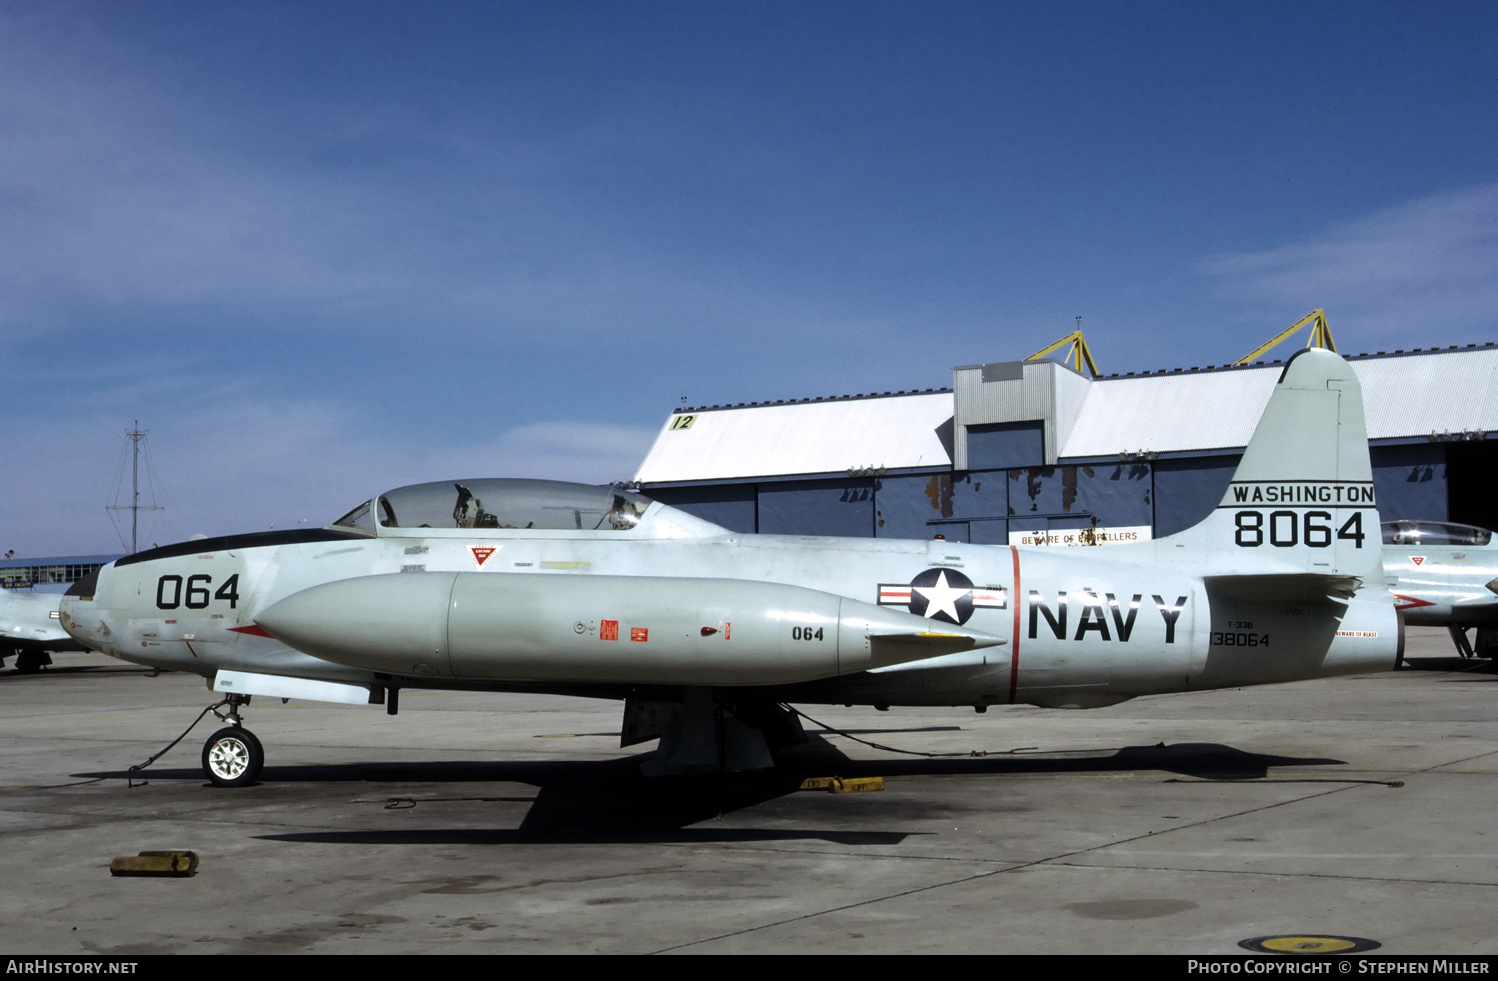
left=1164, top=349, right=1382, bottom=583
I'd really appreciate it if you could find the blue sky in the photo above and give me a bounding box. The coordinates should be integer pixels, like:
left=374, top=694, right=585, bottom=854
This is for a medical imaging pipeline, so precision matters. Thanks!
left=2, top=0, right=1495, bottom=554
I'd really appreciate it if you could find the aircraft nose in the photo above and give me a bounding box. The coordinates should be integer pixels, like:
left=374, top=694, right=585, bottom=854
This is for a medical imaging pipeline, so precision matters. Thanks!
left=64, top=566, right=100, bottom=601
left=56, top=596, right=84, bottom=642
left=58, top=566, right=103, bottom=644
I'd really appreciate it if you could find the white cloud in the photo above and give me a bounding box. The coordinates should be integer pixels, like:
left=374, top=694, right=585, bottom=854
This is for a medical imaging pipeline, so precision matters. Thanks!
left=1198, top=184, right=1498, bottom=345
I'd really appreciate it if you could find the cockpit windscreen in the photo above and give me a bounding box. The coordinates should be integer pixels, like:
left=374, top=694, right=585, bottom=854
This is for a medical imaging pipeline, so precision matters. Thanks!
left=335, top=479, right=653, bottom=532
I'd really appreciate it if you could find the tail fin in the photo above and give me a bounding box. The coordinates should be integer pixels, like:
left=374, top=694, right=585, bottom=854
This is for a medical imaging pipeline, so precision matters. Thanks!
left=1163, top=348, right=1382, bottom=586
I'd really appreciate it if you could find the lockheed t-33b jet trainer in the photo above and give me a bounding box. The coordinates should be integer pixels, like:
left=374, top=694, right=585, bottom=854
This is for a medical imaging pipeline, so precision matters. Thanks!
left=60, top=349, right=1401, bottom=786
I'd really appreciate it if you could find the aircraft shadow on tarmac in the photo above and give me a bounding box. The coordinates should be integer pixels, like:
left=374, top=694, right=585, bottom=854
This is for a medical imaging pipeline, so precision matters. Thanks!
left=74, top=735, right=1343, bottom=847
left=1399, top=656, right=1498, bottom=679
left=0, top=664, right=152, bottom=678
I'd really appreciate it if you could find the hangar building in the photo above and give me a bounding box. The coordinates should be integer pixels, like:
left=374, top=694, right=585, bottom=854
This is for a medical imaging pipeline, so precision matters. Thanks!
left=0, top=554, right=118, bottom=592
left=632, top=344, right=1498, bottom=544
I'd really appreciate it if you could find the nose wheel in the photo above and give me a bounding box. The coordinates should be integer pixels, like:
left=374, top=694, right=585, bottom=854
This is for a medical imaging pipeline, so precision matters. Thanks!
left=201, top=693, right=262, bottom=787
left=202, top=727, right=263, bottom=787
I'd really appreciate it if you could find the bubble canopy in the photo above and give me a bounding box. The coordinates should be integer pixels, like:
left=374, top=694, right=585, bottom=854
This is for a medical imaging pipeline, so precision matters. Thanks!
left=326, top=479, right=721, bottom=538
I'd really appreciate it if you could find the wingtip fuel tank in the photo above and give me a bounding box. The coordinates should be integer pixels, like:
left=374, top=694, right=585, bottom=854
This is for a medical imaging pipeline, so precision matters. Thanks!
left=255, top=572, right=1006, bottom=685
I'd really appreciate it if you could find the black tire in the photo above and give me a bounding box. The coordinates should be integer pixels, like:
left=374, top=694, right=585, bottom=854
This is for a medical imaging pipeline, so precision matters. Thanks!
left=202, top=727, right=263, bottom=787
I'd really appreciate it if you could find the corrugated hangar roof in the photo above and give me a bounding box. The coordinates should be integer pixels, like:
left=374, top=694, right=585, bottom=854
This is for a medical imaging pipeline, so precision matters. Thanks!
left=1060, top=347, right=1498, bottom=458
left=635, top=391, right=954, bottom=483
left=1058, top=363, right=1277, bottom=457
left=1354, top=348, right=1498, bottom=440
left=633, top=345, right=1498, bottom=483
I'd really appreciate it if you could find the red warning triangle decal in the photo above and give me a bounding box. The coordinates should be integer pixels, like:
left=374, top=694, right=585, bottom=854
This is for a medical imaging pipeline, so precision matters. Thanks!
left=1411, top=556, right=1425, bottom=566
left=470, top=546, right=497, bottom=567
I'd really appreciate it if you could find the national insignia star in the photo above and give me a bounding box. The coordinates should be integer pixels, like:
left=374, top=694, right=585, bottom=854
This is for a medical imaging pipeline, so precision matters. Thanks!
left=912, top=570, right=968, bottom=621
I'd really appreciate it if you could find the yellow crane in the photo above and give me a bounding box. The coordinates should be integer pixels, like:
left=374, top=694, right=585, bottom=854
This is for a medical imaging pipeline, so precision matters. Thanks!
left=1025, top=321, right=1100, bottom=378
left=1234, top=309, right=1336, bottom=365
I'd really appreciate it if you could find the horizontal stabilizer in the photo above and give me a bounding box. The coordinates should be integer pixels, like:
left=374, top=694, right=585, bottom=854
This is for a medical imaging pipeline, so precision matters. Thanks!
left=1205, top=573, right=1362, bottom=602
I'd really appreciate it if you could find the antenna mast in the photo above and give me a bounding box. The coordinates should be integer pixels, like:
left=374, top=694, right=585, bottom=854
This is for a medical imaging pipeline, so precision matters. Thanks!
left=106, top=422, right=164, bottom=554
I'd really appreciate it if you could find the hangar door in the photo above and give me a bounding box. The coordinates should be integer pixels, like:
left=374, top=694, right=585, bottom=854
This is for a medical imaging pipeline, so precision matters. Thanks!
left=1448, top=442, right=1498, bottom=532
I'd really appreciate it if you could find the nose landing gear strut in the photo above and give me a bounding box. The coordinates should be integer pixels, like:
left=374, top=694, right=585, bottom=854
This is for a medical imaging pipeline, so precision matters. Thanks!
left=202, top=693, right=263, bottom=787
